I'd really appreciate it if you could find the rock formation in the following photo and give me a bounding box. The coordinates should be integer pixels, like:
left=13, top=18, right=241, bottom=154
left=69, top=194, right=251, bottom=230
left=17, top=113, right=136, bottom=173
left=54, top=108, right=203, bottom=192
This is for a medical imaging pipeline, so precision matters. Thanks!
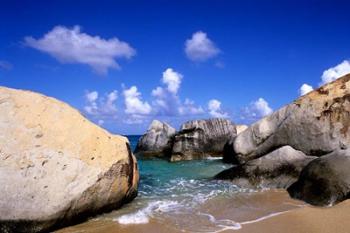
left=227, top=73, right=350, bottom=164
left=288, top=149, right=350, bottom=206
left=216, top=146, right=316, bottom=188
left=134, top=120, right=176, bottom=157
left=0, top=87, right=139, bottom=232
left=170, top=118, right=236, bottom=161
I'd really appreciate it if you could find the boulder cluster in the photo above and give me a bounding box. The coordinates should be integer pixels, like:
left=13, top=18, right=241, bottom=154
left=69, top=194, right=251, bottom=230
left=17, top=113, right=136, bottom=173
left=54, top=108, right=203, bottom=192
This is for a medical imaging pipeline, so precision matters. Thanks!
left=137, top=73, right=350, bottom=207
left=135, top=118, right=242, bottom=161
left=217, top=73, right=350, bottom=206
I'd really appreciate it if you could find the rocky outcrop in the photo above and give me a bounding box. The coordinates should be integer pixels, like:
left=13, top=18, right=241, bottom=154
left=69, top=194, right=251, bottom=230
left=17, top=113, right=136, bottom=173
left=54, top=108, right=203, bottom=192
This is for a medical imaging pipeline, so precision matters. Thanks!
left=216, top=146, right=316, bottom=188
left=170, top=118, right=236, bottom=161
left=227, top=73, right=350, bottom=164
left=0, top=87, right=139, bottom=232
left=288, top=149, right=350, bottom=206
left=222, top=125, right=249, bottom=163
left=134, top=120, right=176, bottom=157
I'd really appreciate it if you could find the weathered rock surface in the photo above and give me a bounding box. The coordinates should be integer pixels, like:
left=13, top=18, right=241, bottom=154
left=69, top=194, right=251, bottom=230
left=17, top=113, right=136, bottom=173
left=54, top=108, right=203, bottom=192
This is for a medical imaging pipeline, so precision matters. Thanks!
left=230, top=73, right=350, bottom=164
left=288, top=149, right=350, bottom=206
left=236, top=124, right=248, bottom=135
left=222, top=125, right=249, bottom=163
left=216, top=146, right=316, bottom=188
left=0, top=87, right=139, bottom=233
left=134, top=120, right=176, bottom=157
left=170, top=118, right=237, bottom=161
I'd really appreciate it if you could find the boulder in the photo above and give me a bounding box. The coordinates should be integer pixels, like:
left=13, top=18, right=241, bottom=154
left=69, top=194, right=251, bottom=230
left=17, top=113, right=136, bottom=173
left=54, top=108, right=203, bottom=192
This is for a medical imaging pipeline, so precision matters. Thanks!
left=134, top=120, right=176, bottom=157
left=229, top=73, right=350, bottom=164
left=0, top=87, right=139, bottom=233
left=216, top=146, right=316, bottom=188
left=170, top=118, right=236, bottom=161
left=288, top=149, right=350, bottom=206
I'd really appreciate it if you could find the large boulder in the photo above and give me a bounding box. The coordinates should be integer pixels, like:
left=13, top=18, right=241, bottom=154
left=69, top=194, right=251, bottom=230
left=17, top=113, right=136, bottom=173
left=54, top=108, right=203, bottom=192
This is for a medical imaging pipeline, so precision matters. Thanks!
left=0, top=87, right=139, bottom=232
left=288, top=149, right=350, bottom=206
left=170, top=118, right=237, bottom=161
left=216, top=146, right=316, bottom=188
left=222, top=125, right=249, bottom=163
left=134, top=120, right=176, bottom=157
left=229, top=73, right=350, bottom=164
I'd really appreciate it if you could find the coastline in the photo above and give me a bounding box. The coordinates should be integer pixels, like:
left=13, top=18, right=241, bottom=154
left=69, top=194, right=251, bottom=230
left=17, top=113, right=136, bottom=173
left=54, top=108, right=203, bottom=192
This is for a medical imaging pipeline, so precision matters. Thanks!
left=57, top=189, right=314, bottom=233
left=238, top=199, right=350, bottom=233
left=57, top=194, right=350, bottom=233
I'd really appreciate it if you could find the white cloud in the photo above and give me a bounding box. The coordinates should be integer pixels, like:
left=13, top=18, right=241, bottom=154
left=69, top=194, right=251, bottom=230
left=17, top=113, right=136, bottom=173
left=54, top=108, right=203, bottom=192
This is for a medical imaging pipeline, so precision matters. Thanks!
left=0, top=60, right=12, bottom=70
left=208, top=99, right=229, bottom=118
left=321, top=60, right=350, bottom=85
left=162, top=68, right=182, bottom=94
left=84, top=90, right=118, bottom=117
left=123, top=86, right=152, bottom=115
left=25, top=25, right=136, bottom=74
left=299, top=83, right=314, bottom=96
left=185, top=31, right=220, bottom=62
left=241, top=98, right=273, bottom=123
left=151, top=68, right=204, bottom=117
left=179, top=98, right=205, bottom=115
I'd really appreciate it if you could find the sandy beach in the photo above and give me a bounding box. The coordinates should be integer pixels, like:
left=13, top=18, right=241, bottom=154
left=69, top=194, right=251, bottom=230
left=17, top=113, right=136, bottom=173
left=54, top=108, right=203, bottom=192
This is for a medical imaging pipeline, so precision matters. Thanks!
left=55, top=189, right=350, bottom=233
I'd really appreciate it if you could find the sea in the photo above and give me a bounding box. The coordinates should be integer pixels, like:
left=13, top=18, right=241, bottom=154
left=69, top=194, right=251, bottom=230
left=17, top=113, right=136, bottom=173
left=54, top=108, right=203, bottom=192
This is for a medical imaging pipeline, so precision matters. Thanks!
left=58, top=135, right=304, bottom=233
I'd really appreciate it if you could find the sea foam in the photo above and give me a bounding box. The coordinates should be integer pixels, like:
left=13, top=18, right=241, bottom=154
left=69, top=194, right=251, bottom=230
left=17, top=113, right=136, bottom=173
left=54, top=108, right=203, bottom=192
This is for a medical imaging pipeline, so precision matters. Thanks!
left=115, top=200, right=180, bottom=225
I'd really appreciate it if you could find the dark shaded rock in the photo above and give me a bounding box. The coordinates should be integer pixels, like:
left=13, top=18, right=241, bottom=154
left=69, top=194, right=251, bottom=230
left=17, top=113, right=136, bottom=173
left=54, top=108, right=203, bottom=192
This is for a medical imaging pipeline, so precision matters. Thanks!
left=216, top=146, right=316, bottom=188
left=228, top=73, right=350, bottom=164
left=170, top=118, right=236, bottom=161
left=134, top=120, right=176, bottom=157
left=288, top=149, right=350, bottom=206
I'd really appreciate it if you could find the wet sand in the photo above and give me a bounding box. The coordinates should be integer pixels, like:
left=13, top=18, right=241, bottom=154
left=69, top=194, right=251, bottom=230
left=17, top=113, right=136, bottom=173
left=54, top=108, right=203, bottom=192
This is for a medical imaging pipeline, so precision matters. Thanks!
left=237, top=199, right=350, bottom=233
left=57, top=189, right=324, bottom=233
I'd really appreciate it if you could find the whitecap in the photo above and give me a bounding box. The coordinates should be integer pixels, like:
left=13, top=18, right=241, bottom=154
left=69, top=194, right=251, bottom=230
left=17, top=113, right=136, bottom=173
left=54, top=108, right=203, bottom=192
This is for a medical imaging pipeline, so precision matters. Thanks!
left=114, top=200, right=181, bottom=225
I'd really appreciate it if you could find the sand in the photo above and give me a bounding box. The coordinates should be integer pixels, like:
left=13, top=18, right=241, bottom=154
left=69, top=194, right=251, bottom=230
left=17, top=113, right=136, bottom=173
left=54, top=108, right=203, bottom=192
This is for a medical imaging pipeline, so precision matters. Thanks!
left=57, top=190, right=350, bottom=233
left=237, top=199, right=350, bottom=233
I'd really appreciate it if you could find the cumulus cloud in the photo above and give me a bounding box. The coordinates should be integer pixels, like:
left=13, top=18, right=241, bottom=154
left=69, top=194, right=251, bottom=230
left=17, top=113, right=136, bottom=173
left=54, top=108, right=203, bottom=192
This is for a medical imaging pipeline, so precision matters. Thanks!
left=25, top=25, right=136, bottom=74
left=0, top=60, right=12, bottom=70
left=185, top=31, right=220, bottom=62
left=123, top=86, right=152, bottom=115
left=321, top=60, right=350, bottom=85
left=179, top=98, right=205, bottom=116
left=84, top=90, right=118, bottom=119
left=208, top=99, right=229, bottom=118
left=241, top=98, right=273, bottom=123
left=152, top=68, right=204, bottom=117
left=299, top=83, right=314, bottom=96
left=162, top=68, right=182, bottom=94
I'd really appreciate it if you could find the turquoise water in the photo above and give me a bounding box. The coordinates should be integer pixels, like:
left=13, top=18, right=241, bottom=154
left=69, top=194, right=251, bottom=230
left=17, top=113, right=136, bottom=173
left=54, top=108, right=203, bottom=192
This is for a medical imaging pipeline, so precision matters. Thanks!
left=81, top=135, right=302, bottom=233
left=59, top=135, right=303, bottom=233
left=109, top=136, right=248, bottom=231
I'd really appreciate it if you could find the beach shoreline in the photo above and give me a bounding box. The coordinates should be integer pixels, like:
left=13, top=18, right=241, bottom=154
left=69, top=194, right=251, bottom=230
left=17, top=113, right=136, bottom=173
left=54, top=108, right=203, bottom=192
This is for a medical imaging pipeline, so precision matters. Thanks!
left=56, top=189, right=348, bottom=233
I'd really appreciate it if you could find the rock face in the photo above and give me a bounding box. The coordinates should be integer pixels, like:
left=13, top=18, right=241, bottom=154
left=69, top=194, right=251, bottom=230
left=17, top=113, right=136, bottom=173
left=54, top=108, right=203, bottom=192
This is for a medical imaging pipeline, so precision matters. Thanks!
left=170, top=118, right=236, bottom=161
left=288, top=149, right=350, bottom=206
left=134, top=120, right=176, bottom=157
left=0, top=87, right=139, bottom=232
left=222, top=125, right=249, bottom=163
left=216, top=146, right=316, bottom=188
left=229, top=73, right=350, bottom=164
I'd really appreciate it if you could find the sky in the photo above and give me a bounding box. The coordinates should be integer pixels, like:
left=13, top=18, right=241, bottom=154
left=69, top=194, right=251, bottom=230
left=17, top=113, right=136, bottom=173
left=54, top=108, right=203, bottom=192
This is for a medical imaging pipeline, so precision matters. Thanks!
left=1, top=0, right=350, bottom=134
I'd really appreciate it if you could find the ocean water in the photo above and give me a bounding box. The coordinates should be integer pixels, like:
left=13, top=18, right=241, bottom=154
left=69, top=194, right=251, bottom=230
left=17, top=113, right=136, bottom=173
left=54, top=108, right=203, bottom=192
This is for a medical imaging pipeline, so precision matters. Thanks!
left=102, top=136, right=302, bottom=232
left=59, top=135, right=304, bottom=233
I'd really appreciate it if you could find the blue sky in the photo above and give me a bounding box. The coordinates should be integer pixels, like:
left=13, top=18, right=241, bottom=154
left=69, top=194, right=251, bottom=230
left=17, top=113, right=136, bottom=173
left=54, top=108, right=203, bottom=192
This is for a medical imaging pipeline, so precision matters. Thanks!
left=1, top=0, right=350, bottom=134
